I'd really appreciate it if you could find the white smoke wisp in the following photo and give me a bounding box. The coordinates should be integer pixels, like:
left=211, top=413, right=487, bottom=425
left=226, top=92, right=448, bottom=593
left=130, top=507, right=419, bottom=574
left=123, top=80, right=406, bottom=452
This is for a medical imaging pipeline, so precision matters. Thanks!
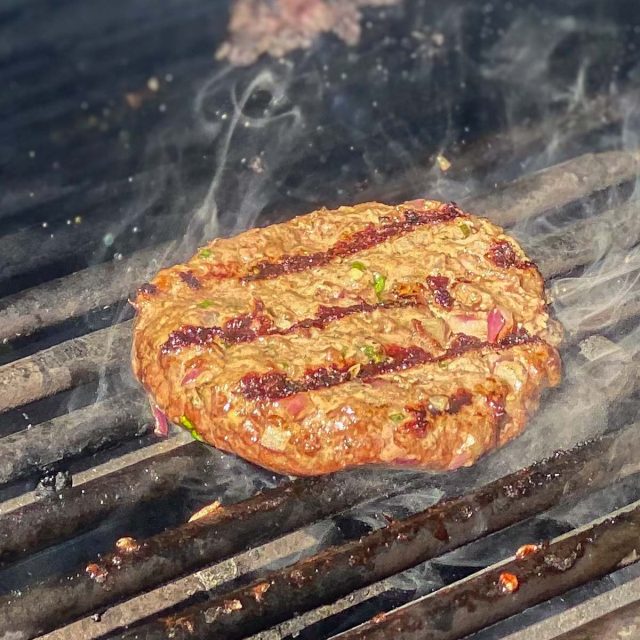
left=183, top=60, right=303, bottom=249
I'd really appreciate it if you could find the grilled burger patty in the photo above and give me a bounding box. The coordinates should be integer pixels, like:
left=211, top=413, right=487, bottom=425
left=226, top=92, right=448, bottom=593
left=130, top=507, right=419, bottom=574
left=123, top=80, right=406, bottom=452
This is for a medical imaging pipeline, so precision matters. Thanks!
left=131, top=200, right=562, bottom=475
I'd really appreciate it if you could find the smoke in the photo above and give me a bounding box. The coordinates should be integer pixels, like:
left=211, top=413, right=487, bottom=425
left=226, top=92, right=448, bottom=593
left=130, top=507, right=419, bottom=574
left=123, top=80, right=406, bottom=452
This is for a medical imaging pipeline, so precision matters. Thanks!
left=184, top=61, right=304, bottom=245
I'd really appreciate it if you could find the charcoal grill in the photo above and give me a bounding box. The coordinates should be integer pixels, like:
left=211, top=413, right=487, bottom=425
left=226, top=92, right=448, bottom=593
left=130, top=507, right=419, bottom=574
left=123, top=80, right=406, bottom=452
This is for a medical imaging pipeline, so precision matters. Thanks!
left=2, top=1, right=640, bottom=639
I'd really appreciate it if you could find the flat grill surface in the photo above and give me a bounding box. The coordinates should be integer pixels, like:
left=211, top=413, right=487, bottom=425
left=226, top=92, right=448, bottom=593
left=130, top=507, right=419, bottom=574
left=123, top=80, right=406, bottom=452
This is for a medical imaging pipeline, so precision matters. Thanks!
left=2, top=1, right=640, bottom=639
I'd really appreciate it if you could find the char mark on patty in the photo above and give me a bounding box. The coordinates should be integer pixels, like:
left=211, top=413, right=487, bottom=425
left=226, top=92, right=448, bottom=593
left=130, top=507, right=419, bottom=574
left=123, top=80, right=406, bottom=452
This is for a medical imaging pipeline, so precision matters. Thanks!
left=244, top=203, right=462, bottom=281
left=237, top=330, right=537, bottom=402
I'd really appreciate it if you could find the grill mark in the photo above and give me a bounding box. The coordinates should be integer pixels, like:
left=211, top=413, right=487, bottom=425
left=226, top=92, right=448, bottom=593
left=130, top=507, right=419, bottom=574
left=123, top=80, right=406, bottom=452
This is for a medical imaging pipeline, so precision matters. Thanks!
left=179, top=271, right=202, bottom=290
left=404, top=388, right=473, bottom=437
left=426, top=275, right=453, bottom=310
left=243, top=203, right=463, bottom=281
left=486, top=240, right=533, bottom=270
left=161, top=298, right=422, bottom=354
left=238, top=330, right=540, bottom=402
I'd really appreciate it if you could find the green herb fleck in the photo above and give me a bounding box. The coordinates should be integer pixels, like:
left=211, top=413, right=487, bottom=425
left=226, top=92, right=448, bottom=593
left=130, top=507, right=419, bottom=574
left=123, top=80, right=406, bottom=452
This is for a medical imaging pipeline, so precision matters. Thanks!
left=362, top=344, right=385, bottom=364
left=197, top=299, right=215, bottom=309
left=198, top=249, right=213, bottom=259
left=459, top=222, right=471, bottom=238
left=372, top=272, right=386, bottom=299
left=389, top=412, right=406, bottom=424
left=438, top=360, right=448, bottom=369
left=179, top=415, right=195, bottom=429
left=350, top=260, right=367, bottom=271
left=179, top=415, right=204, bottom=442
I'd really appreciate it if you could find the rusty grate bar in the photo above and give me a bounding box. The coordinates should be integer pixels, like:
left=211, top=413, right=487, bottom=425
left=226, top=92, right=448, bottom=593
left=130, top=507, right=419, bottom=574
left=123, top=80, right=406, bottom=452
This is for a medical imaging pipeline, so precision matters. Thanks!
left=0, top=440, right=209, bottom=566
left=92, top=420, right=640, bottom=640
left=332, top=501, right=640, bottom=640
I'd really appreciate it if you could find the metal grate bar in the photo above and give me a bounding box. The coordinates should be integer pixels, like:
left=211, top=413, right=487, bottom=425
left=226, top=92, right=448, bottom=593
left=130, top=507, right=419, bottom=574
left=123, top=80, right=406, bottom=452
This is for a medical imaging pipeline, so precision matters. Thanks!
left=0, top=390, right=149, bottom=486
left=0, top=320, right=131, bottom=413
left=100, top=420, right=640, bottom=640
left=0, top=242, right=175, bottom=343
left=554, top=593, right=640, bottom=640
left=0, top=439, right=208, bottom=566
left=332, top=501, right=640, bottom=640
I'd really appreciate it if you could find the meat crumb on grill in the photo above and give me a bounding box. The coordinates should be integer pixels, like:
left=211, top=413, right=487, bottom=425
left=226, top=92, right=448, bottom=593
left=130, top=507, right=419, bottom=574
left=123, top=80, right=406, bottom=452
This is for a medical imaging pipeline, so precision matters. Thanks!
left=188, top=500, right=222, bottom=523
left=217, top=0, right=402, bottom=66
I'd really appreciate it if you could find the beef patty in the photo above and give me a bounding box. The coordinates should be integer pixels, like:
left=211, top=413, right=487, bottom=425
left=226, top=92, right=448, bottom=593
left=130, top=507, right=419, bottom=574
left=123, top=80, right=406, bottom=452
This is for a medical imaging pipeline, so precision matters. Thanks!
left=131, top=200, right=562, bottom=475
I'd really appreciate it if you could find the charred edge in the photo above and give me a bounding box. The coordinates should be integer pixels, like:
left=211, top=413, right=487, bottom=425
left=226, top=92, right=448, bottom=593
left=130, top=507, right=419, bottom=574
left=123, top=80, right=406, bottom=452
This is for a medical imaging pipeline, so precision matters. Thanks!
left=243, top=203, right=463, bottom=281
left=404, top=388, right=473, bottom=436
left=486, top=240, right=533, bottom=270
left=426, top=275, right=453, bottom=310
left=179, top=271, right=202, bottom=290
left=239, top=330, right=540, bottom=401
left=161, top=298, right=420, bottom=354
left=130, top=282, right=159, bottom=310
left=137, top=283, right=158, bottom=296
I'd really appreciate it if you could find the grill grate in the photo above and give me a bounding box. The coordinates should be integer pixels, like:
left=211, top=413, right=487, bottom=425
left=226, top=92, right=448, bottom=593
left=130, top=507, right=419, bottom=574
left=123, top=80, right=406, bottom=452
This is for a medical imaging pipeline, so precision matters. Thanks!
left=2, top=9, right=640, bottom=632
left=334, top=500, right=640, bottom=640
left=92, top=423, right=640, bottom=640
left=1, top=140, right=640, bottom=639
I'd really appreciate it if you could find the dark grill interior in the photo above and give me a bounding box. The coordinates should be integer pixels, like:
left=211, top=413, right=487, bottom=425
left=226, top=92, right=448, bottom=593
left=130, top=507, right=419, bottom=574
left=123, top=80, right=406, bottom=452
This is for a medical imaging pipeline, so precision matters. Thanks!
left=2, top=1, right=640, bottom=639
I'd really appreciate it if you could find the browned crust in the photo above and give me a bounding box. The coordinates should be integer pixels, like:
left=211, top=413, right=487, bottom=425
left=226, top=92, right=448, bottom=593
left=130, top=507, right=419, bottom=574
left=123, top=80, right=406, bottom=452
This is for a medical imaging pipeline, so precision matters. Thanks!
left=131, top=200, right=562, bottom=475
